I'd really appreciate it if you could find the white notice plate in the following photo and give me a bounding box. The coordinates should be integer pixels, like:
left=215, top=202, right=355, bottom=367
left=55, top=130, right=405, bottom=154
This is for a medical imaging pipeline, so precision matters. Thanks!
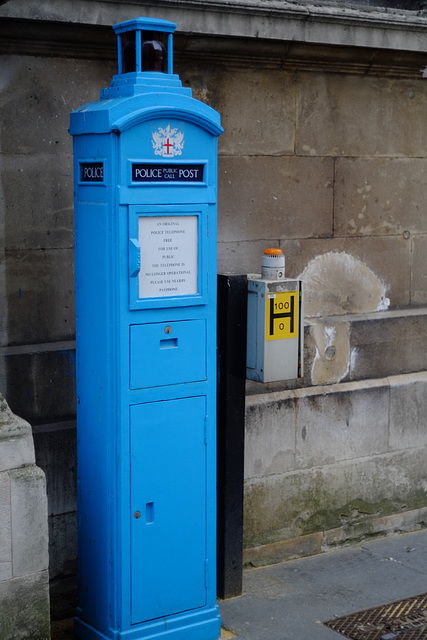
left=138, top=215, right=198, bottom=298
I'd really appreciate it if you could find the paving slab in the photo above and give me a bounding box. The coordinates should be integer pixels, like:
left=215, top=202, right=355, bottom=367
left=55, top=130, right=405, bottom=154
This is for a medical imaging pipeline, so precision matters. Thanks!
left=219, top=530, right=427, bottom=640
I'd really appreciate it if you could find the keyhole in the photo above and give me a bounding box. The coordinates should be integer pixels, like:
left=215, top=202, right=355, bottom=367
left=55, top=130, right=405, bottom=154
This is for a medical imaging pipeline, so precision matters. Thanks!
left=164, top=325, right=172, bottom=334
left=134, top=511, right=141, bottom=519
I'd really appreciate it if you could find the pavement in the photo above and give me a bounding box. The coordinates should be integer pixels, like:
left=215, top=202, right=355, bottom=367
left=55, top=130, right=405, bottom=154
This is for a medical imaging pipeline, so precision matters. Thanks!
left=51, top=529, right=427, bottom=639
left=219, top=529, right=427, bottom=640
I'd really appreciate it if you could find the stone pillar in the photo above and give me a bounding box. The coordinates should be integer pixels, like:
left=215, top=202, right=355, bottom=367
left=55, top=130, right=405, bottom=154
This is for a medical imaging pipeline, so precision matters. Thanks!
left=0, top=393, right=50, bottom=639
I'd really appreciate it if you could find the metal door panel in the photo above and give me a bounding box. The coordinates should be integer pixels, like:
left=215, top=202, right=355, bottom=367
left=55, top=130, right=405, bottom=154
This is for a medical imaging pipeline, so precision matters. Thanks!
left=130, top=396, right=207, bottom=624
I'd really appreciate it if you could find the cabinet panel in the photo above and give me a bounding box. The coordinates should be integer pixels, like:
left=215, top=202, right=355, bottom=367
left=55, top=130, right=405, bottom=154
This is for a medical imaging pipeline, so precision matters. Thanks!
left=130, top=396, right=207, bottom=624
left=130, top=319, right=206, bottom=389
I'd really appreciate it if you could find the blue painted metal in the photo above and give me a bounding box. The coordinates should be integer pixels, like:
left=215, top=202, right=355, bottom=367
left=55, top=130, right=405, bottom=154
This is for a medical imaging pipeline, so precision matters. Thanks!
left=70, top=17, right=222, bottom=640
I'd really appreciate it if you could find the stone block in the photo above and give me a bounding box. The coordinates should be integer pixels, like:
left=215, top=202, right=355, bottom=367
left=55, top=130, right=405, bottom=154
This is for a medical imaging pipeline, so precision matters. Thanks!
left=412, top=234, right=427, bottom=305
left=300, top=250, right=390, bottom=318
left=334, top=157, right=427, bottom=237
left=217, top=239, right=271, bottom=276
left=304, top=308, right=427, bottom=387
left=389, top=372, right=427, bottom=452
left=322, top=507, right=427, bottom=551
left=370, top=506, right=427, bottom=537
left=2, top=247, right=75, bottom=345
left=245, top=398, right=296, bottom=479
left=218, top=156, right=333, bottom=242
left=4, top=344, right=76, bottom=424
left=296, top=74, right=427, bottom=157
left=10, top=466, right=49, bottom=578
left=0, top=435, right=35, bottom=474
left=243, top=447, right=427, bottom=548
left=0, top=571, right=50, bottom=640
left=245, top=380, right=389, bottom=479
left=281, top=235, right=410, bottom=310
left=349, top=310, right=427, bottom=381
left=294, top=381, right=389, bottom=469
left=178, top=64, right=295, bottom=156
left=2, top=153, right=74, bottom=251
left=0, top=54, right=114, bottom=156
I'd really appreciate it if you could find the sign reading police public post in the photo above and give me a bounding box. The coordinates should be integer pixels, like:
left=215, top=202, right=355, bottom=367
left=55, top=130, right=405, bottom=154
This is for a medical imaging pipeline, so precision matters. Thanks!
left=266, top=292, right=298, bottom=341
left=138, top=216, right=198, bottom=298
left=132, top=163, right=204, bottom=183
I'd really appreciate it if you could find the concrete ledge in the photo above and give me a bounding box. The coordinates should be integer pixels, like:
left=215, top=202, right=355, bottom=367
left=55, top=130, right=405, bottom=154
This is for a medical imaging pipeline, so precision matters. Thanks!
left=1, top=0, right=426, bottom=55
left=1, top=18, right=426, bottom=78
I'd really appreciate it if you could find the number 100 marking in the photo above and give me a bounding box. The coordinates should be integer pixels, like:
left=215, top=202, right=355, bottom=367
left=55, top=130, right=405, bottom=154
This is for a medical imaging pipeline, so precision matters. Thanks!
left=266, top=292, right=298, bottom=341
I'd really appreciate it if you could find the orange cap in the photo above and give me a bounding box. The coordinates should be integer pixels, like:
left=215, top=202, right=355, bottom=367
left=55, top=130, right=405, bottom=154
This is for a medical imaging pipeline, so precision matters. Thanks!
left=264, top=248, right=283, bottom=255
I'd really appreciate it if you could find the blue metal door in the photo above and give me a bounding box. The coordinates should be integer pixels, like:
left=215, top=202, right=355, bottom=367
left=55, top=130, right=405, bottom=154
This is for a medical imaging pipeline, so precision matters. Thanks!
left=130, top=396, right=207, bottom=624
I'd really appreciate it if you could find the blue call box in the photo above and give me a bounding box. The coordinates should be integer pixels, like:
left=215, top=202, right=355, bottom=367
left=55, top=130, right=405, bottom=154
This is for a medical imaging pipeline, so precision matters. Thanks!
left=70, top=17, right=222, bottom=640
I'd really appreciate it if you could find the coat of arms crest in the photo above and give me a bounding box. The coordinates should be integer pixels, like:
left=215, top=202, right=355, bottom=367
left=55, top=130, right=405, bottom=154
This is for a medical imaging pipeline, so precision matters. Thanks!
left=152, top=124, right=185, bottom=157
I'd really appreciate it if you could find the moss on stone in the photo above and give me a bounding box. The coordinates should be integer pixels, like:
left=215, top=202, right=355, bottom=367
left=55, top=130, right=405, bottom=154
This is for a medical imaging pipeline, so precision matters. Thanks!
left=0, top=575, right=50, bottom=640
left=244, top=480, right=427, bottom=549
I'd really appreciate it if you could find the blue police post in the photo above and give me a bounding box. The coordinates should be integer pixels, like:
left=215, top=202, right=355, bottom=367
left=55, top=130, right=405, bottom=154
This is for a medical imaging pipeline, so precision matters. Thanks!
left=70, top=17, right=222, bottom=640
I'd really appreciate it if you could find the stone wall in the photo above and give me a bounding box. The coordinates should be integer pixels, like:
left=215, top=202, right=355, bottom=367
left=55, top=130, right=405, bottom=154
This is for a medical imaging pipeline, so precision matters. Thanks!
left=192, top=37, right=427, bottom=555
left=0, top=47, right=115, bottom=600
left=0, top=0, right=426, bottom=604
left=209, top=68, right=427, bottom=309
left=243, top=373, right=427, bottom=564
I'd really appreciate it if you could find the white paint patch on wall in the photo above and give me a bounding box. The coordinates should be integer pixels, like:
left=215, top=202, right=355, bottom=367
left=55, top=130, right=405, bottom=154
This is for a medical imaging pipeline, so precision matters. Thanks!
left=310, top=320, right=351, bottom=385
left=299, top=251, right=390, bottom=318
left=301, top=252, right=390, bottom=384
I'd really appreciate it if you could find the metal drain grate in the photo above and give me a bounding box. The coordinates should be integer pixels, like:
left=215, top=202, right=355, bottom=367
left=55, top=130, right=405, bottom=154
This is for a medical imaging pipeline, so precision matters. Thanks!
left=324, top=593, right=427, bottom=640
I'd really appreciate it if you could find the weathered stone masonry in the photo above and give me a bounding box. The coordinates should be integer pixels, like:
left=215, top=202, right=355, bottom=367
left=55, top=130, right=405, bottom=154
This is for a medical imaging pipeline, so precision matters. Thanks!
left=0, top=394, right=50, bottom=638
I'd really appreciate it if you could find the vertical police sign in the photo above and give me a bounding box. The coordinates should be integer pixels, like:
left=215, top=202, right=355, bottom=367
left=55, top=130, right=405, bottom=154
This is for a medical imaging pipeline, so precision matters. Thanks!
left=70, top=18, right=222, bottom=640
